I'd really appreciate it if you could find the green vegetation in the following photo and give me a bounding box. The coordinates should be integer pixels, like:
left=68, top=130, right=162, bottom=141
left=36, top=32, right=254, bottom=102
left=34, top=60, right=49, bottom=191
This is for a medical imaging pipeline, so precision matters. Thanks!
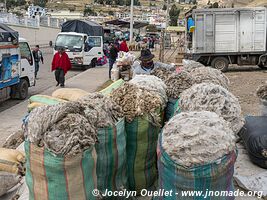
left=84, top=7, right=97, bottom=16
left=0, top=0, right=26, bottom=10
left=94, top=0, right=141, bottom=6
left=169, top=4, right=180, bottom=26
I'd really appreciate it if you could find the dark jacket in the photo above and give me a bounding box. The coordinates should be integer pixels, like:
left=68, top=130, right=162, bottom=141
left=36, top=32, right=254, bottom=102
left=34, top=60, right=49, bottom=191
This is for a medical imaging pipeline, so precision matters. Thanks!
left=32, top=50, right=44, bottom=63
left=109, top=46, right=119, bottom=60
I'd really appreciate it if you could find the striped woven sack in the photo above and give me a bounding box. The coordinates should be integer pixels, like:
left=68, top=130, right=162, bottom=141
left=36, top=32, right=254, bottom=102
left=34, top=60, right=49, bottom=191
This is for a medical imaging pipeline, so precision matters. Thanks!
left=24, top=141, right=97, bottom=200
left=157, top=133, right=237, bottom=200
left=164, top=98, right=180, bottom=122
left=95, top=118, right=128, bottom=197
left=125, top=115, right=161, bottom=194
left=100, top=79, right=125, bottom=96
left=29, top=95, right=67, bottom=105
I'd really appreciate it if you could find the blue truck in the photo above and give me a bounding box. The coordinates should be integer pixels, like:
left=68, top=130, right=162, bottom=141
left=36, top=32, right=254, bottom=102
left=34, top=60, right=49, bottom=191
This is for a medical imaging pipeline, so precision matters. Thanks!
left=0, top=24, right=35, bottom=102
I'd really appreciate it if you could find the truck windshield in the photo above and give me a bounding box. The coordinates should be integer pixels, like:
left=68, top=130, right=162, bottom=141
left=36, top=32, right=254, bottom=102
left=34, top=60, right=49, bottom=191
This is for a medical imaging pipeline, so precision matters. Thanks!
left=55, top=35, right=83, bottom=51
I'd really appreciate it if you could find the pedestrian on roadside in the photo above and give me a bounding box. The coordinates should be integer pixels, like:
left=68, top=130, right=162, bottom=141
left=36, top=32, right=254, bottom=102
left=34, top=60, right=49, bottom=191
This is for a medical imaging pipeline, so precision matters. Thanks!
left=119, top=39, right=129, bottom=52
left=32, top=45, right=44, bottom=79
left=109, top=42, right=119, bottom=79
left=51, top=47, right=71, bottom=87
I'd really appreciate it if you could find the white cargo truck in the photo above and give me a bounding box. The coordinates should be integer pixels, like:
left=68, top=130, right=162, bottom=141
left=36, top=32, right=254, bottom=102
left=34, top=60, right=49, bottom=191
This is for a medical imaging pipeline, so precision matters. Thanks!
left=55, top=20, right=104, bottom=69
left=0, top=23, right=35, bottom=102
left=186, top=7, right=267, bottom=71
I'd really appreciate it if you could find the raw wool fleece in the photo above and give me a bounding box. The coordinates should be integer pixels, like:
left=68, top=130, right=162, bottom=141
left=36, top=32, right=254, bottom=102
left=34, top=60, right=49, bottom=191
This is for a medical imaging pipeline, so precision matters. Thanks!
left=182, top=59, right=205, bottom=72
left=179, top=83, right=244, bottom=134
left=256, top=84, right=267, bottom=100
left=151, top=67, right=173, bottom=81
left=129, top=75, right=168, bottom=106
left=110, top=82, right=162, bottom=126
left=162, top=111, right=236, bottom=167
left=77, top=93, right=124, bottom=128
left=25, top=102, right=97, bottom=156
left=165, top=71, right=195, bottom=99
left=190, top=67, right=230, bottom=90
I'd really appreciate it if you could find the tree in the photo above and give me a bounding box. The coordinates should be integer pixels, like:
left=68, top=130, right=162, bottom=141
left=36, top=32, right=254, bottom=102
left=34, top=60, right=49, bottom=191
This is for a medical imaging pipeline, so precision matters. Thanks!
left=162, top=4, right=167, bottom=10
left=0, top=0, right=26, bottom=10
left=33, top=0, right=48, bottom=7
left=169, top=4, right=180, bottom=26
left=108, top=10, right=114, bottom=15
left=84, top=7, right=97, bottom=16
left=212, top=2, right=219, bottom=8
left=146, top=24, right=157, bottom=32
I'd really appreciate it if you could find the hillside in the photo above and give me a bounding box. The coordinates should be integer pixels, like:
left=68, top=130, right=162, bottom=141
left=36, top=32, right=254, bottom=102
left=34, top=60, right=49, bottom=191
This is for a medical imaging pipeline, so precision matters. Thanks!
left=197, top=0, right=267, bottom=7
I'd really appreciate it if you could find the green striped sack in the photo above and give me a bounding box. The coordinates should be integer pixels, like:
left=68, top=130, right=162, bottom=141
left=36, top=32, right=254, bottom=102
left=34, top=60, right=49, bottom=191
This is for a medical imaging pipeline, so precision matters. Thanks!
left=29, top=95, right=67, bottom=105
left=125, top=115, right=161, bottom=193
left=164, top=98, right=180, bottom=122
left=100, top=79, right=125, bottom=96
left=157, top=133, right=237, bottom=200
left=95, top=118, right=128, bottom=195
left=25, top=141, right=97, bottom=200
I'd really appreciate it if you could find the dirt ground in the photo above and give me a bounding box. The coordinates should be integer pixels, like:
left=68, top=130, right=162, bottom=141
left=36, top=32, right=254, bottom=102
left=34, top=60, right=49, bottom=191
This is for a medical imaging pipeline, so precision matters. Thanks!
left=225, top=65, right=267, bottom=116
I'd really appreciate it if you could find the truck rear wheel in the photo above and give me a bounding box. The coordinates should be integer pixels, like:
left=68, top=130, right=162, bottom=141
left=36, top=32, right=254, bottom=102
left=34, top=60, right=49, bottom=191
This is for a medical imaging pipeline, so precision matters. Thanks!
left=258, top=64, right=267, bottom=69
left=11, top=79, right=29, bottom=100
left=211, top=57, right=229, bottom=72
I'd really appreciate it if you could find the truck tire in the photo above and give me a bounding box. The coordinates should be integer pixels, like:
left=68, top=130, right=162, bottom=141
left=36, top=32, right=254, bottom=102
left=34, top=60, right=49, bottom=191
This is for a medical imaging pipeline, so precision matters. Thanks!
left=211, top=57, right=229, bottom=72
left=90, top=58, right=97, bottom=68
left=258, top=63, right=267, bottom=70
left=11, top=79, right=29, bottom=100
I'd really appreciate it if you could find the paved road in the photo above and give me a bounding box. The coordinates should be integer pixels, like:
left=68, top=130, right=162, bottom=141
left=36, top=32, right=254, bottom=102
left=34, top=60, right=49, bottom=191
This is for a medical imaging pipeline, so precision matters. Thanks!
left=0, top=53, right=83, bottom=112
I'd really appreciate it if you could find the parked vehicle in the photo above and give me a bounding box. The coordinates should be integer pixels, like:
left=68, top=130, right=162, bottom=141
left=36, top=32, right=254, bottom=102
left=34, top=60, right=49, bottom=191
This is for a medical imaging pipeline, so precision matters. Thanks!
left=55, top=20, right=104, bottom=69
left=0, top=24, right=35, bottom=102
left=185, top=7, right=267, bottom=71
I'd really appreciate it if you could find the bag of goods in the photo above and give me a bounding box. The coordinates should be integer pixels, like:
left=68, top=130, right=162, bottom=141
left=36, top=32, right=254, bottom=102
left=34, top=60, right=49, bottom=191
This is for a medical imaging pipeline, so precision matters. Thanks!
left=116, top=52, right=136, bottom=66
left=110, top=83, right=163, bottom=193
left=190, top=67, right=230, bottom=90
left=182, top=59, right=205, bottom=72
left=0, top=172, right=22, bottom=197
left=23, top=102, right=98, bottom=200
left=165, top=71, right=195, bottom=99
left=151, top=67, right=173, bottom=82
left=29, top=95, right=67, bottom=105
left=52, top=88, right=89, bottom=101
left=77, top=93, right=128, bottom=195
left=111, top=63, right=120, bottom=82
left=163, top=71, right=194, bottom=121
left=158, top=111, right=237, bottom=200
left=129, top=75, right=168, bottom=107
left=240, top=116, right=267, bottom=168
left=27, top=102, right=46, bottom=112
left=100, top=79, right=125, bottom=96
left=179, top=83, right=244, bottom=135
left=0, top=148, right=25, bottom=175
left=256, top=84, right=267, bottom=116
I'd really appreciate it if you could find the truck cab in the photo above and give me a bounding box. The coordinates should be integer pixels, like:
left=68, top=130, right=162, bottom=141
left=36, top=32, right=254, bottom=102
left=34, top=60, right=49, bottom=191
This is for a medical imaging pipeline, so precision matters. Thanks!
left=54, top=32, right=104, bottom=69
left=0, top=38, right=35, bottom=102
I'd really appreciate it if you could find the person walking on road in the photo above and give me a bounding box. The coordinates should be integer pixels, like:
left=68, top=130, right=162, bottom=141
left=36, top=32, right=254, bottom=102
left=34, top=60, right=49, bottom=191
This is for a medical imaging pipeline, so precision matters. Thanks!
left=32, top=45, right=44, bottom=79
left=108, top=43, right=119, bottom=79
left=51, top=47, right=71, bottom=87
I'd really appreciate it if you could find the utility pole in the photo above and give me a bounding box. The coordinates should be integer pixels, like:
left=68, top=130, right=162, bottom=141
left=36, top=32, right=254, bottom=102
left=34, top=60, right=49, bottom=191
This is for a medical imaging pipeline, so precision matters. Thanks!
left=160, top=0, right=170, bottom=62
left=4, top=0, right=7, bottom=12
left=130, top=0, right=134, bottom=43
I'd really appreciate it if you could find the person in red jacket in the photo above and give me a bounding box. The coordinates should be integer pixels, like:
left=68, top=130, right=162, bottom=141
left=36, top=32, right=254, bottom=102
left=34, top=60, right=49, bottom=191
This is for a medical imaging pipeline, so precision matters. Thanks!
left=119, top=39, right=129, bottom=52
left=51, top=47, right=71, bottom=87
